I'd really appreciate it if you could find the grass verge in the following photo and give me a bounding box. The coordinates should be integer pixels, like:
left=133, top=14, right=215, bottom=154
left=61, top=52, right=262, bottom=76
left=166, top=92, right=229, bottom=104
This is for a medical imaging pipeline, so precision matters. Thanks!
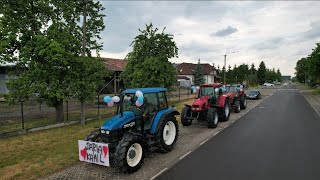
left=0, top=99, right=193, bottom=180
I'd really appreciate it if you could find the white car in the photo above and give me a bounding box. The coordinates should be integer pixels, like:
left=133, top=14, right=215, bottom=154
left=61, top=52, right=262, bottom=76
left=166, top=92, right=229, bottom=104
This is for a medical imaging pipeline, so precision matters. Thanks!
left=263, top=83, right=274, bottom=87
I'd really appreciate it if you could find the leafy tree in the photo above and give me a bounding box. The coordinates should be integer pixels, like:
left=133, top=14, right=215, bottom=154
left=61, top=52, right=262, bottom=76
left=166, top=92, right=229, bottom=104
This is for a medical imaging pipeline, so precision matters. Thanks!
left=0, top=0, right=105, bottom=123
left=257, top=61, right=267, bottom=84
left=193, top=59, right=205, bottom=85
left=122, top=23, right=178, bottom=88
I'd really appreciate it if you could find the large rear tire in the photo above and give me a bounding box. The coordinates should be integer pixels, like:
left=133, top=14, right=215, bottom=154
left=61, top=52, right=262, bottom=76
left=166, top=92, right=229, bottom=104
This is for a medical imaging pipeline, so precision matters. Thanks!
left=240, top=96, right=247, bottom=109
left=207, top=108, right=218, bottom=128
left=114, top=134, right=146, bottom=173
left=181, top=106, right=192, bottom=126
left=157, top=115, right=178, bottom=153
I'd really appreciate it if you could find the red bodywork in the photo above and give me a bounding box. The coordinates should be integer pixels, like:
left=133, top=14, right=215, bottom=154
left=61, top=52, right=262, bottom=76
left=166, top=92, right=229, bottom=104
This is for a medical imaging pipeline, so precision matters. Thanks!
left=189, top=83, right=228, bottom=112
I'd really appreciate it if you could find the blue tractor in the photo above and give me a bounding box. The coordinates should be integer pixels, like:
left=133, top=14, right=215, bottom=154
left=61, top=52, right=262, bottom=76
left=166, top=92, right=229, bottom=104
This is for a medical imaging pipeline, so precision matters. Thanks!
left=84, top=88, right=180, bottom=173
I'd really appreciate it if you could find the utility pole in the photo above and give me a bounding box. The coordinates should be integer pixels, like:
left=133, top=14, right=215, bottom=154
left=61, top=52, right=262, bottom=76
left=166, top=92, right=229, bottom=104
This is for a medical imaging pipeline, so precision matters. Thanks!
left=223, top=52, right=235, bottom=84
left=224, top=54, right=226, bottom=84
left=82, top=0, right=87, bottom=57
left=80, top=0, right=87, bottom=125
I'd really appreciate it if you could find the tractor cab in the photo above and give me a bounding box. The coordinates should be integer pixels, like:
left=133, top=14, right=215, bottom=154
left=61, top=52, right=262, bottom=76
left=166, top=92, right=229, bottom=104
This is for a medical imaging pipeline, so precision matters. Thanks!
left=117, top=89, right=169, bottom=132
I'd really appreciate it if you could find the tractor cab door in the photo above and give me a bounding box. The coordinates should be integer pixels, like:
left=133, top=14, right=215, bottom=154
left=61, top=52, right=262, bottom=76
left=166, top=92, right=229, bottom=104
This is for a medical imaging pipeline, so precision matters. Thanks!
left=136, top=93, right=159, bottom=132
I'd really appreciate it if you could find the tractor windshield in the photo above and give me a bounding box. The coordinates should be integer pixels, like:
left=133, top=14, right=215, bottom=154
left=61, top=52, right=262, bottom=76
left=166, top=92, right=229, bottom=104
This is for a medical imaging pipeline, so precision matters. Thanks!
left=121, top=93, right=139, bottom=113
left=200, top=86, right=216, bottom=97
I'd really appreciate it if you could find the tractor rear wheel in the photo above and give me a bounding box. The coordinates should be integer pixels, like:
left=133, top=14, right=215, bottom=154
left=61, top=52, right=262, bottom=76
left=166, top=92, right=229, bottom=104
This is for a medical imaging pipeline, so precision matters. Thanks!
left=234, top=101, right=241, bottom=113
left=114, top=134, right=146, bottom=173
left=181, top=106, right=192, bottom=126
left=240, top=95, right=247, bottom=109
left=157, top=115, right=178, bottom=153
left=207, top=108, right=218, bottom=128
left=220, top=101, right=230, bottom=121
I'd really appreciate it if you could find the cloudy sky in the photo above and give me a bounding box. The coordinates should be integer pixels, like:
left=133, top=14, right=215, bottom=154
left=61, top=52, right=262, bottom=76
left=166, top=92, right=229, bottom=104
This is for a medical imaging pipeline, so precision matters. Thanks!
left=94, top=1, right=320, bottom=76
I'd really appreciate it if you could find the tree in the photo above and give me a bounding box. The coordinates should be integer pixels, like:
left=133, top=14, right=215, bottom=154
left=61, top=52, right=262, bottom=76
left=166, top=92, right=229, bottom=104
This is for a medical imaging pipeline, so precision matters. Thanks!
left=122, top=23, right=178, bottom=88
left=276, top=68, right=282, bottom=82
left=257, top=61, right=267, bottom=84
left=1, top=0, right=106, bottom=123
left=193, top=59, right=205, bottom=85
left=250, top=63, right=256, bottom=75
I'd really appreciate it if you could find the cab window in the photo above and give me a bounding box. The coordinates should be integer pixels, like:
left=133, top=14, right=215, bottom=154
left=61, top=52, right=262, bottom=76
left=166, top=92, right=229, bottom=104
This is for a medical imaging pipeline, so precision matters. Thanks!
left=158, top=92, right=168, bottom=110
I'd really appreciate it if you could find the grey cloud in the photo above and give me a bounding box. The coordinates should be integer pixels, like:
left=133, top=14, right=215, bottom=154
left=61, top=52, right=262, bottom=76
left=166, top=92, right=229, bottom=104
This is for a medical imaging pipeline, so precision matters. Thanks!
left=304, top=21, right=320, bottom=39
left=253, top=37, right=284, bottom=51
left=212, top=26, right=238, bottom=37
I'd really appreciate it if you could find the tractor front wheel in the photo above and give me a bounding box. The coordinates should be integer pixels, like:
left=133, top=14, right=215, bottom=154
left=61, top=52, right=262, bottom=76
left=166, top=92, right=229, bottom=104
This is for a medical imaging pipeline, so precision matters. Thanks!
left=240, top=96, right=247, bottom=109
left=158, top=115, right=178, bottom=153
left=181, top=106, right=192, bottom=126
left=234, top=101, right=241, bottom=113
left=85, top=129, right=102, bottom=142
left=114, top=134, right=145, bottom=173
left=220, top=101, right=230, bottom=122
left=207, top=108, right=218, bottom=128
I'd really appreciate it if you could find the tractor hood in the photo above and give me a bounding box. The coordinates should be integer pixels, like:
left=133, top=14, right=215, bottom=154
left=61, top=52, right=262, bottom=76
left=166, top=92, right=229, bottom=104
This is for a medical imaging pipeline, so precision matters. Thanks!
left=192, top=96, right=210, bottom=107
left=100, top=111, right=136, bottom=131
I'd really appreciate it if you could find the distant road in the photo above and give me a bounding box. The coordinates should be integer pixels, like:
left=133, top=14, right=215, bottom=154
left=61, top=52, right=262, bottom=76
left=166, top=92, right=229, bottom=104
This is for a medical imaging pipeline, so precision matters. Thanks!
left=157, top=84, right=320, bottom=180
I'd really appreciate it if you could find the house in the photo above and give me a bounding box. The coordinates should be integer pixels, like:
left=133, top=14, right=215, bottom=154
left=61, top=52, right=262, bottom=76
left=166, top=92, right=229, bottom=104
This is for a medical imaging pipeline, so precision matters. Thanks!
left=177, top=75, right=191, bottom=88
left=100, top=58, right=127, bottom=94
left=175, top=62, right=218, bottom=85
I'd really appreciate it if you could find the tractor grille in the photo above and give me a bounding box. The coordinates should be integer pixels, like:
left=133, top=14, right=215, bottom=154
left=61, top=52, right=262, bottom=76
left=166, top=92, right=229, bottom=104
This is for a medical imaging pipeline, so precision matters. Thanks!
left=101, top=130, right=121, bottom=143
left=210, top=97, right=217, bottom=107
left=192, top=105, right=200, bottom=111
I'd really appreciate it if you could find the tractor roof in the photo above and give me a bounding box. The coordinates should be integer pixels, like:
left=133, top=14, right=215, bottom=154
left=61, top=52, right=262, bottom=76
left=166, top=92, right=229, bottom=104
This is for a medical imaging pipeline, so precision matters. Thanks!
left=200, top=83, right=222, bottom=87
left=122, top=88, right=168, bottom=94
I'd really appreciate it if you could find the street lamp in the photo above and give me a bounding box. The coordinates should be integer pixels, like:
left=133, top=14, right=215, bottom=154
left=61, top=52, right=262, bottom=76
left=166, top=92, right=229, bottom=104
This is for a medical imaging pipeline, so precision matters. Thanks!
left=223, top=52, right=235, bottom=84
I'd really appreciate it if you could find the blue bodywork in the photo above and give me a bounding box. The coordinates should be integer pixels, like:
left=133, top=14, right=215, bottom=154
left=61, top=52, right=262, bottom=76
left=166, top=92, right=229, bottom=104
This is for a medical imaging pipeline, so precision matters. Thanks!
left=150, top=108, right=176, bottom=134
left=100, top=111, right=135, bottom=131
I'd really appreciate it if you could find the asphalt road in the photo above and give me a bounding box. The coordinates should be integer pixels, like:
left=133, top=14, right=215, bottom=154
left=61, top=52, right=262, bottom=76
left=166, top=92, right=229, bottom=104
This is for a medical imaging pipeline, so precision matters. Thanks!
left=157, top=84, right=320, bottom=180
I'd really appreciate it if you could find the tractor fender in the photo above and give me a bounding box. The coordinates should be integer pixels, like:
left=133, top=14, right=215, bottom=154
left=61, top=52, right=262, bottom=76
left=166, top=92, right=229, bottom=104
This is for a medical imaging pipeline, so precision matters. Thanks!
left=218, top=95, right=228, bottom=107
left=150, top=108, right=180, bottom=134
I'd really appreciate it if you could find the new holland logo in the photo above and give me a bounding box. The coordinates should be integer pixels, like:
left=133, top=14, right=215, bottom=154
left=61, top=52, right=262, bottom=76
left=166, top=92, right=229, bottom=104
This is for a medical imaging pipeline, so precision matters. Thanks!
left=123, top=122, right=135, bottom=128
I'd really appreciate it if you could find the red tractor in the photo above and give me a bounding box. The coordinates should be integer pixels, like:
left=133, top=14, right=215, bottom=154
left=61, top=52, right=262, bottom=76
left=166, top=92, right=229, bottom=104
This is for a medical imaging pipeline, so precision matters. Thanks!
left=225, top=84, right=247, bottom=111
left=181, top=83, right=231, bottom=128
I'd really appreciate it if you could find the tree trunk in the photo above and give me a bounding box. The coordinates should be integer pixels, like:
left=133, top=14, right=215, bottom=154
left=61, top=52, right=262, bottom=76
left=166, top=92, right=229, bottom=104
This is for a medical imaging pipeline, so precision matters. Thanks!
left=55, top=101, right=64, bottom=123
left=81, top=101, right=85, bottom=125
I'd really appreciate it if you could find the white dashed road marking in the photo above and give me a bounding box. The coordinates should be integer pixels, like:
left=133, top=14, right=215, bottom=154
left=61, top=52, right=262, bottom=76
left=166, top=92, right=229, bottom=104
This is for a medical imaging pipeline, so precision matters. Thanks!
left=179, top=150, right=192, bottom=160
left=150, top=168, right=168, bottom=180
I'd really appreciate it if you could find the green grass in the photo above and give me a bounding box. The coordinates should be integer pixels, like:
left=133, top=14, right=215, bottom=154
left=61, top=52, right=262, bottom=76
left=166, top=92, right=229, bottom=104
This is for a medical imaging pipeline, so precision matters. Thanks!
left=312, top=89, right=320, bottom=95
left=0, top=99, right=193, bottom=180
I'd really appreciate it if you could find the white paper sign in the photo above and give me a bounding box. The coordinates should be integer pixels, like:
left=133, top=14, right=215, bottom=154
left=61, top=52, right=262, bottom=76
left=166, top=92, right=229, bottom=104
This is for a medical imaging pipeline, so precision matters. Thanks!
left=78, top=140, right=110, bottom=166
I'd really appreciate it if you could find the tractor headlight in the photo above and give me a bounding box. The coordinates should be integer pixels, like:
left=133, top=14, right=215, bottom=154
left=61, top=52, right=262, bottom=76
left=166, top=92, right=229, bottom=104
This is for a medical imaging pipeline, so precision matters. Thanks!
left=100, top=130, right=110, bottom=134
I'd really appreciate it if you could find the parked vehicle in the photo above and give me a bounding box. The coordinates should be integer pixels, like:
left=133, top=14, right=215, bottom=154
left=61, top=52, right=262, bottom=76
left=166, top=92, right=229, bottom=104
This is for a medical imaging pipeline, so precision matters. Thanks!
left=225, top=84, right=247, bottom=112
left=263, top=83, right=275, bottom=87
left=247, top=90, right=261, bottom=99
left=81, top=88, right=180, bottom=173
left=181, top=83, right=231, bottom=128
